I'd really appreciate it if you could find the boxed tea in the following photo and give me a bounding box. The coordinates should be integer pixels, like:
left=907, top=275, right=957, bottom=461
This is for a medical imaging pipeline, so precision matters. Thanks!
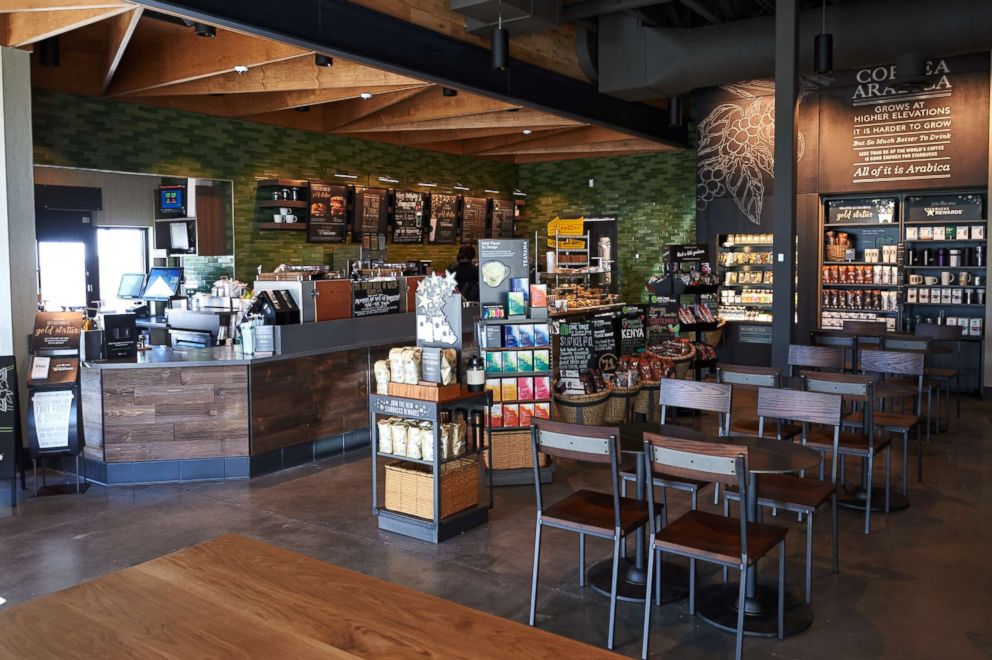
left=534, top=375, right=551, bottom=400
left=517, top=376, right=534, bottom=401
left=501, top=377, right=518, bottom=401
left=534, top=402, right=551, bottom=419
left=483, top=324, right=503, bottom=348
left=534, top=323, right=550, bottom=347
left=490, top=404, right=503, bottom=428
left=485, top=378, right=501, bottom=401
left=517, top=350, right=534, bottom=372
left=485, top=351, right=503, bottom=373
left=534, top=349, right=551, bottom=371
left=507, top=291, right=527, bottom=317
left=519, top=403, right=535, bottom=426
left=529, top=284, right=548, bottom=308
left=502, top=350, right=518, bottom=373
left=518, top=324, right=535, bottom=347
left=503, top=324, right=521, bottom=348
left=503, top=403, right=520, bottom=427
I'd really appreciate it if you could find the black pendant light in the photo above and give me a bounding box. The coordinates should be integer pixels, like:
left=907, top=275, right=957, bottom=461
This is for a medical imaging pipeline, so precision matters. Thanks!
left=668, top=95, right=682, bottom=127
left=814, top=0, right=833, bottom=73
left=492, top=0, right=509, bottom=71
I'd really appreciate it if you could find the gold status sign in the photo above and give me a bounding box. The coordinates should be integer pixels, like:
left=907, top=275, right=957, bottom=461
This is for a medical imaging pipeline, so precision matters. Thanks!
left=547, top=217, right=585, bottom=250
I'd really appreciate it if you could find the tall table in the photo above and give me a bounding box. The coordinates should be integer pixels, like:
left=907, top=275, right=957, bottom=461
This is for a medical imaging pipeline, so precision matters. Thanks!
left=696, top=435, right=821, bottom=638
left=587, top=422, right=704, bottom=603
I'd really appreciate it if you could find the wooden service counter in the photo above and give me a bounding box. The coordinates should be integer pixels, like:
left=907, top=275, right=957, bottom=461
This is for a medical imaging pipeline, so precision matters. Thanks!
left=77, top=309, right=475, bottom=485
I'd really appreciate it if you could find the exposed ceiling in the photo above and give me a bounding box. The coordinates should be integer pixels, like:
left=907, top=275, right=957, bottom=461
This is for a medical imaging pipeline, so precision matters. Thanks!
left=3, top=0, right=677, bottom=163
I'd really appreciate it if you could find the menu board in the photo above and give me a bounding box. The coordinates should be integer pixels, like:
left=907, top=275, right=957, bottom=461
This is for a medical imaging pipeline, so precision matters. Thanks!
left=619, top=305, right=646, bottom=355
left=352, top=280, right=402, bottom=318
left=429, top=193, right=459, bottom=244
left=393, top=190, right=425, bottom=243
left=353, top=188, right=389, bottom=249
left=826, top=197, right=898, bottom=224
left=647, top=301, right=679, bottom=346
left=32, top=312, right=83, bottom=354
left=461, top=197, right=488, bottom=244
left=905, top=193, right=984, bottom=221
left=307, top=180, right=348, bottom=243
left=592, top=315, right=618, bottom=372
left=558, top=321, right=594, bottom=371
left=492, top=199, right=515, bottom=238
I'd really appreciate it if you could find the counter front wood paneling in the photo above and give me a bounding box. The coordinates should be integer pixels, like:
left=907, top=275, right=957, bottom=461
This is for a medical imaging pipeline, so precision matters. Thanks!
left=101, top=366, right=248, bottom=462
left=250, top=349, right=368, bottom=455
left=79, top=367, right=103, bottom=462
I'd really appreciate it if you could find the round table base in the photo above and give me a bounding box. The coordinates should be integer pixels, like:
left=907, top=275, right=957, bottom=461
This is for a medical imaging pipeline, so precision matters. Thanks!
left=836, top=484, right=910, bottom=512
left=587, top=558, right=689, bottom=604
left=697, top=583, right=813, bottom=638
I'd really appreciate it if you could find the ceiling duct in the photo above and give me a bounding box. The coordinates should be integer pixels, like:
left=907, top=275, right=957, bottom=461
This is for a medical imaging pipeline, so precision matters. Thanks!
left=449, top=0, right=560, bottom=36
left=597, top=0, right=992, bottom=99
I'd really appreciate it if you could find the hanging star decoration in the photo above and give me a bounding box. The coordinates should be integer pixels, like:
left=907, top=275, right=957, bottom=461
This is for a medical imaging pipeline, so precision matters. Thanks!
left=416, top=271, right=459, bottom=345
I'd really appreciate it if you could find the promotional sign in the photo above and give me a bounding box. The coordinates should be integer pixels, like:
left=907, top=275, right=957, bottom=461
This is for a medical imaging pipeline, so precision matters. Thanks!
left=307, top=180, right=348, bottom=243
left=415, top=273, right=462, bottom=350
left=619, top=305, right=647, bottom=355
left=393, top=190, right=425, bottom=243
left=492, top=199, right=515, bottom=238
left=32, top=312, right=83, bottom=354
left=905, top=192, right=985, bottom=221
left=547, top=217, right=585, bottom=250
left=557, top=321, right=594, bottom=372
left=428, top=193, right=459, bottom=244
left=826, top=197, right=898, bottom=224
left=353, top=188, right=389, bottom=250
left=352, top=280, right=401, bottom=318
left=591, top=315, right=618, bottom=372
left=478, top=238, right=530, bottom=305
left=461, top=197, right=488, bottom=244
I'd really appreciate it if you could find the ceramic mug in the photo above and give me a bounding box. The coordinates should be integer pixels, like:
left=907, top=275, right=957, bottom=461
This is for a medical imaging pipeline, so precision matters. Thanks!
left=941, top=272, right=955, bottom=285
left=924, top=275, right=939, bottom=285
left=909, top=274, right=923, bottom=284
left=959, top=272, right=973, bottom=286
left=273, top=213, right=284, bottom=223
left=284, top=214, right=298, bottom=223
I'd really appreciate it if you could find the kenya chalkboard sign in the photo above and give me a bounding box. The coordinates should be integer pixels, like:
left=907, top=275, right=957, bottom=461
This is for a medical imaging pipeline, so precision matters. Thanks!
left=461, top=197, right=488, bottom=244
left=352, top=279, right=401, bottom=318
left=307, top=180, right=348, bottom=243
left=492, top=199, right=515, bottom=238
left=429, top=193, right=459, bottom=244
left=905, top=193, right=984, bottom=221
left=558, top=321, right=594, bottom=372
left=393, top=190, right=425, bottom=243
left=619, top=305, right=646, bottom=355
left=353, top=188, right=389, bottom=248
left=592, top=315, right=618, bottom=372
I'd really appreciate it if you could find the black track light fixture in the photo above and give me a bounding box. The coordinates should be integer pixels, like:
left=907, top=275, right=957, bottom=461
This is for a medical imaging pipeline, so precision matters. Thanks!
left=814, top=0, right=832, bottom=74
left=315, top=54, right=333, bottom=68
left=193, top=22, right=216, bottom=38
left=39, top=36, right=60, bottom=67
left=295, top=106, right=311, bottom=113
left=442, top=87, right=458, bottom=97
left=491, top=0, right=509, bottom=71
left=668, top=95, right=683, bottom=127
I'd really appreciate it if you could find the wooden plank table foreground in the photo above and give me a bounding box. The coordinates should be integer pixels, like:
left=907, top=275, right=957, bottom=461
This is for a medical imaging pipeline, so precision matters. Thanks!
left=0, top=535, right=613, bottom=659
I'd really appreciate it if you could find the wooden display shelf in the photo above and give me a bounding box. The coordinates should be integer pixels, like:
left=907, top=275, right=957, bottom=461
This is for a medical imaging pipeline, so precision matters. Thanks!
left=904, top=265, right=986, bottom=270
left=257, top=178, right=308, bottom=188
left=258, top=200, right=307, bottom=209
left=386, top=382, right=466, bottom=402
left=820, top=308, right=898, bottom=314
left=824, top=222, right=900, bottom=228
left=905, top=218, right=988, bottom=225
left=822, top=283, right=899, bottom=288
left=258, top=223, right=306, bottom=230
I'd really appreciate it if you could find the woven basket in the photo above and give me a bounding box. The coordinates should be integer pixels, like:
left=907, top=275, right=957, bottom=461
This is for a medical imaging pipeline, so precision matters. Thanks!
left=603, top=383, right=642, bottom=424
left=701, top=319, right=727, bottom=348
left=552, top=387, right=610, bottom=425
left=384, top=458, right=478, bottom=521
left=671, top=345, right=697, bottom=380
left=485, top=429, right=550, bottom=469
left=633, top=381, right=661, bottom=421
left=825, top=244, right=848, bottom=262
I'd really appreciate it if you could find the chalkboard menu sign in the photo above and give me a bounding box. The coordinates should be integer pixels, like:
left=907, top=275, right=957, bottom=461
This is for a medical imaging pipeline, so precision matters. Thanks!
left=905, top=193, right=984, bottom=222
left=647, top=301, right=679, bottom=346
left=0, top=357, right=17, bottom=479
left=592, top=315, right=618, bottom=372
left=352, top=279, right=401, bottom=318
left=32, top=312, right=83, bottom=354
left=393, top=190, right=425, bottom=243
left=461, top=197, right=488, bottom=244
left=353, top=188, right=389, bottom=248
left=558, top=321, right=594, bottom=371
left=619, top=305, right=646, bottom=355
left=307, top=180, right=348, bottom=243
left=492, top=199, right=515, bottom=238
left=429, top=193, right=459, bottom=244
left=826, top=197, right=897, bottom=224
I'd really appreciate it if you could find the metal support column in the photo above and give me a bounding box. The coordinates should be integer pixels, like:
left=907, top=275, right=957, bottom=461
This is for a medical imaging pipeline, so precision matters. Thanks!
left=770, top=0, right=800, bottom=370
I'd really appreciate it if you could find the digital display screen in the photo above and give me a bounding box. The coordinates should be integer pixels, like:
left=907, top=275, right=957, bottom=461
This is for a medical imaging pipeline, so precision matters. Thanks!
left=169, top=222, right=190, bottom=250
left=141, top=267, right=183, bottom=301
left=160, top=187, right=184, bottom=210
left=117, top=273, right=146, bottom=300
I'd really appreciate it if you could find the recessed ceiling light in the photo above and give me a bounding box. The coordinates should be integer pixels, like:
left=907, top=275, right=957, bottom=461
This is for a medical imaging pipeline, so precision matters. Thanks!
left=193, top=23, right=216, bottom=38
left=233, top=65, right=249, bottom=75
left=453, top=183, right=470, bottom=191
left=522, top=129, right=532, bottom=135
left=334, top=172, right=359, bottom=179
left=315, top=54, right=334, bottom=68
left=418, top=182, right=437, bottom=188
left=360, top=92, right=373, bottom=100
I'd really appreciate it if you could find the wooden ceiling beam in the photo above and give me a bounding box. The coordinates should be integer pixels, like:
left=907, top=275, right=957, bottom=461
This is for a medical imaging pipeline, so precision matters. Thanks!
left=498, top=137, right=669, bottom=155
left=123, top=53, right=422, bottom=97
left=512, top=149, right=663, bottom=164
left=353, top=126, right=561, bottom=147
left=339, top=108, right=577, bottom=133
left=0, top=1, right=130, bottom=11
left=456, top=127, right=579, bottom=155
left=1, top=6, right=131, bottom=47
left=320, top=87, right=433, bottom=131
left=107, top=25, right=303, bottom=96
left=100, top=6, right=141, bottom=93
left=330, top=87, right=517, bottom=133
left=478, top=126, right=644, bottom=155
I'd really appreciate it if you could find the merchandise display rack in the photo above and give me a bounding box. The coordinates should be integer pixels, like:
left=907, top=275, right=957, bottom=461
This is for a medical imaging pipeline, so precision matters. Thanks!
left=717, top=233, right=774, bottom=324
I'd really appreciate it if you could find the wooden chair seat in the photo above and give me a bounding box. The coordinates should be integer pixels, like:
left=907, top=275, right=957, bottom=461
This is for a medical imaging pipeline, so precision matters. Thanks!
left=542, top=489, right=650, bottom=535
left=875, top=381, right=932, bottom=398
left=653, top=510, right=787, bottom=565
left=926, top=367, right=958, bottom=379
left=727, top=474, right=835, bottom=510
left=844, top=410, right=919, bottom=433
left=730, top=418, right=801, bottom=439
left=806, top=428, right=891, bottom=455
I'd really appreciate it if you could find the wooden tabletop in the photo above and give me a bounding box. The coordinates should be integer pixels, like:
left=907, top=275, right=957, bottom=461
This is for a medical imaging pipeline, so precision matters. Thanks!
left=0, top=535, right=612, bottom=659
left=722, top=435, right=822, bottom=474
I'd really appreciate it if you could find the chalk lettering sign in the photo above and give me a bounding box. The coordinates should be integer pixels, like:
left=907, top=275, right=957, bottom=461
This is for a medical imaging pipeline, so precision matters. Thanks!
left=352, top=280, right=402, bottom=318
left=307, top=180, right=349, bottom=243
left=428, top=193, right=460, bottom=244
left=393, top=191, right=425, bottom=243
left=905, top=193, right=984, bottom=221
left=461, top=197, right=488, bottom=244
left=558, top=321, right=594, bottom=372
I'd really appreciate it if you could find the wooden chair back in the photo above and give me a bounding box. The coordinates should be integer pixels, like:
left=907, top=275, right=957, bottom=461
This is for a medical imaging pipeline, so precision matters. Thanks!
left=916, top=322, right=963, bottom=341
left=659, top=379, right=732, bottom=435
left=843, top=320, right=888, bottom=336
left=801, top=371, right=873, bottom=402
left=716, top=363, right=781, bottom=388
left=811, top=330, right=856, bottom=349
left=756, top=387, right=843, bottom=428
left=787, top=344, right=846, bottom=377
left=860, top=348, right=925, bottom=377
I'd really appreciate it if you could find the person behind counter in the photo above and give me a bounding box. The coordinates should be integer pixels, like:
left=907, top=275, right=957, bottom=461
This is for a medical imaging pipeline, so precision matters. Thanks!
left=449, top=245, right=480, bottom=301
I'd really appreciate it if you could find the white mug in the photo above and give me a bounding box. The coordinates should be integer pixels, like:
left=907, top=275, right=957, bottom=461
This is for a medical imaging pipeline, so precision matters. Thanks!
left=924, top=275, right=939, bottom=285
left=909, top=274, right=923, bottom=285
left=940, top=272, right=954, bottom=285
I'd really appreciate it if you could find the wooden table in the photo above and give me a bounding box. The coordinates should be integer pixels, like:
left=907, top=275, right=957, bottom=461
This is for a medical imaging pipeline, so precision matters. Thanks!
left=0, top=535, right=613, bottom=659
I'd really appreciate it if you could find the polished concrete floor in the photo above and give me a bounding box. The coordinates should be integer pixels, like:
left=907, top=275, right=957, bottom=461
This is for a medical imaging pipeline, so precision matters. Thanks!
left=1, top=394, right=990, bottom=659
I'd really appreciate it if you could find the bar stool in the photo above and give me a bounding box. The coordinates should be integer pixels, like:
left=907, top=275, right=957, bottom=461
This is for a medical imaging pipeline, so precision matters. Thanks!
left=529, top=419, right=649, bottom=650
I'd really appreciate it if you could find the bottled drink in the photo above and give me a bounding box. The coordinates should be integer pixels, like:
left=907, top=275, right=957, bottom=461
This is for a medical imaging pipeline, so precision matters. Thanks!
left=466, top=352, right=485, bottom=392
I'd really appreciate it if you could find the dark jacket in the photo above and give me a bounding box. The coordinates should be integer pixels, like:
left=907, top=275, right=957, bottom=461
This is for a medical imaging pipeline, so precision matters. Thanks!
left=450, top=260, right=480, bottom=301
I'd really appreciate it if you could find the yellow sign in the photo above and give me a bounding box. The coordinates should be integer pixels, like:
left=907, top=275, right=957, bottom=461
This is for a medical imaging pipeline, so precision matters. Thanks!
left=547, top=217, right=585, bottom=248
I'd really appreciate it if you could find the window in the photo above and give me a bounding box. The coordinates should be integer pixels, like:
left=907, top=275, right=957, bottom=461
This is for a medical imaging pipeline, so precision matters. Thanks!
left=38, top=242, right=87, bottom=311
left=97, top=228, right=147, bottom=310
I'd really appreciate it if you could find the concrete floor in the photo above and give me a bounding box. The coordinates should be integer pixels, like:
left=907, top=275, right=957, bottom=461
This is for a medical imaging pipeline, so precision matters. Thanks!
left=1, top=394, right=990, bottom=659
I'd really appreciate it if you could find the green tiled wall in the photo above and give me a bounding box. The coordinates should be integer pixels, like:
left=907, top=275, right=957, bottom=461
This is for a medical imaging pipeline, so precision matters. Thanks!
left=31, top=90, right=516, bottom=282
left=183, top=255, right=235, bottom=292
left=517, top=150, right=697, bottom=302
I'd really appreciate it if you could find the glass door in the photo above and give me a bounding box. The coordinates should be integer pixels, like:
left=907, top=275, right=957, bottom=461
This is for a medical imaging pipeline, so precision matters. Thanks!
left=97, top=227, right=147, bottom=310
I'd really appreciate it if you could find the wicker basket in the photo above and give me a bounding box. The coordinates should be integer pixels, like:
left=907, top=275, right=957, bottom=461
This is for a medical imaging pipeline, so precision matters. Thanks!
left=671, top=345, right=697, bottom=380
left=825, top=244, right=848, bottom=262
left=603, top=383, right=642, bottom=424
left=552, top=387, right=610, bottom=426
left=701, top=319, right=727, bottom=348
left=633, top=381, right=661, bottom=421
left=485, top=429, right=550, bottom=469
left=384, top=458, right=478, bottom=520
